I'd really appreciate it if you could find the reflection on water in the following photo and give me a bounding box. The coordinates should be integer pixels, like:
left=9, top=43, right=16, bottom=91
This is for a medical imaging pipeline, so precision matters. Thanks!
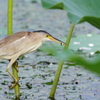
left=87, top=34, right=92, bottom=37
left=73, top=41, right=80, bottom=45
left=90, top=52, right=94, bottom=55
left=88, top=43, right=94, bottom=47
left=79, top=47, right=91, bottom=50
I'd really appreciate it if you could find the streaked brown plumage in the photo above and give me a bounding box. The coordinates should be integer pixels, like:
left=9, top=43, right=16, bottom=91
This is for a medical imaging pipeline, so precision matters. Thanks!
left=0, top=30, right=66, bottom=88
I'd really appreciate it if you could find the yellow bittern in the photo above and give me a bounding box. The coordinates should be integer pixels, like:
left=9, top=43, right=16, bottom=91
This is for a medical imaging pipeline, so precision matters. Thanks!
left=0, top=30, right=66, bottom=88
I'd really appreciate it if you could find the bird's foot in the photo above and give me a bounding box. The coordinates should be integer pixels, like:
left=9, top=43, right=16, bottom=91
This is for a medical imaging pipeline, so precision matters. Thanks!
left=11, top=78, right=20, bottom=83
left=14, top=66, right=19, bottom=72
left=14, top=61, right=24, bottom=71
left=13, top=61, right=19, bottom=72
left=9, top=78, right=20, bottom=89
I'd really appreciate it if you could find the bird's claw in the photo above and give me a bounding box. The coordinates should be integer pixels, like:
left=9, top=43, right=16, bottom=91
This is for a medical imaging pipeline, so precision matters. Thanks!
left=14, top=66, right=19, bottom=72
left=17, top=65, right=24, bottom=67
left=9, top=78, right=20, bottom=89
left=11, top=78, right=20, bottom=83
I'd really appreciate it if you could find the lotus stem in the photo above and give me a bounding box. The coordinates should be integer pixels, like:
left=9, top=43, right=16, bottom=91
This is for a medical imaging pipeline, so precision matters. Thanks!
left=8, top=0, right=20, bottom=99
left=49, top=24, right=75, bottom=98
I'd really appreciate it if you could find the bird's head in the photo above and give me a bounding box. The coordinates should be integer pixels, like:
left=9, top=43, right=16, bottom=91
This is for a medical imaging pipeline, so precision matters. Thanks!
left=33, top=30, right=66, bottom=46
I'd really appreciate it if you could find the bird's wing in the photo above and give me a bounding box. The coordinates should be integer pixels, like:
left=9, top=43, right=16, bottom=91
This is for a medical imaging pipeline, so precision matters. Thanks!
left=0, top=31, right=33, bottom=58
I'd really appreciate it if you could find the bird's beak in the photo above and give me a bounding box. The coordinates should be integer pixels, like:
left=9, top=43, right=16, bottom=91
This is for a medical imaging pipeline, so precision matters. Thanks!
left=49, top=36, right=66, bottom=46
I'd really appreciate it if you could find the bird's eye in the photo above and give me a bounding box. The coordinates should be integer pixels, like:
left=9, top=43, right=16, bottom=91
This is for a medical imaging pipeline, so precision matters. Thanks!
left=46, top=35, right=49, bottom=37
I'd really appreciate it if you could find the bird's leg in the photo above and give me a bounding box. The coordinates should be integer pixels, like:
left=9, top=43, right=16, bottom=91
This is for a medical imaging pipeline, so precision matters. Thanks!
left=16, top=59, right=24, bottom=68
left=6, top=58, right=20, bottom=89
left=11, top=61, right=20, bottom=84
left=8, top=60, right=18, bottom=72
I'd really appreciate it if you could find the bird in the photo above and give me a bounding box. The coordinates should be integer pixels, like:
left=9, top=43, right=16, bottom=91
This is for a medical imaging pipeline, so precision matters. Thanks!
left=0, top=30, right=66, bottom=88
